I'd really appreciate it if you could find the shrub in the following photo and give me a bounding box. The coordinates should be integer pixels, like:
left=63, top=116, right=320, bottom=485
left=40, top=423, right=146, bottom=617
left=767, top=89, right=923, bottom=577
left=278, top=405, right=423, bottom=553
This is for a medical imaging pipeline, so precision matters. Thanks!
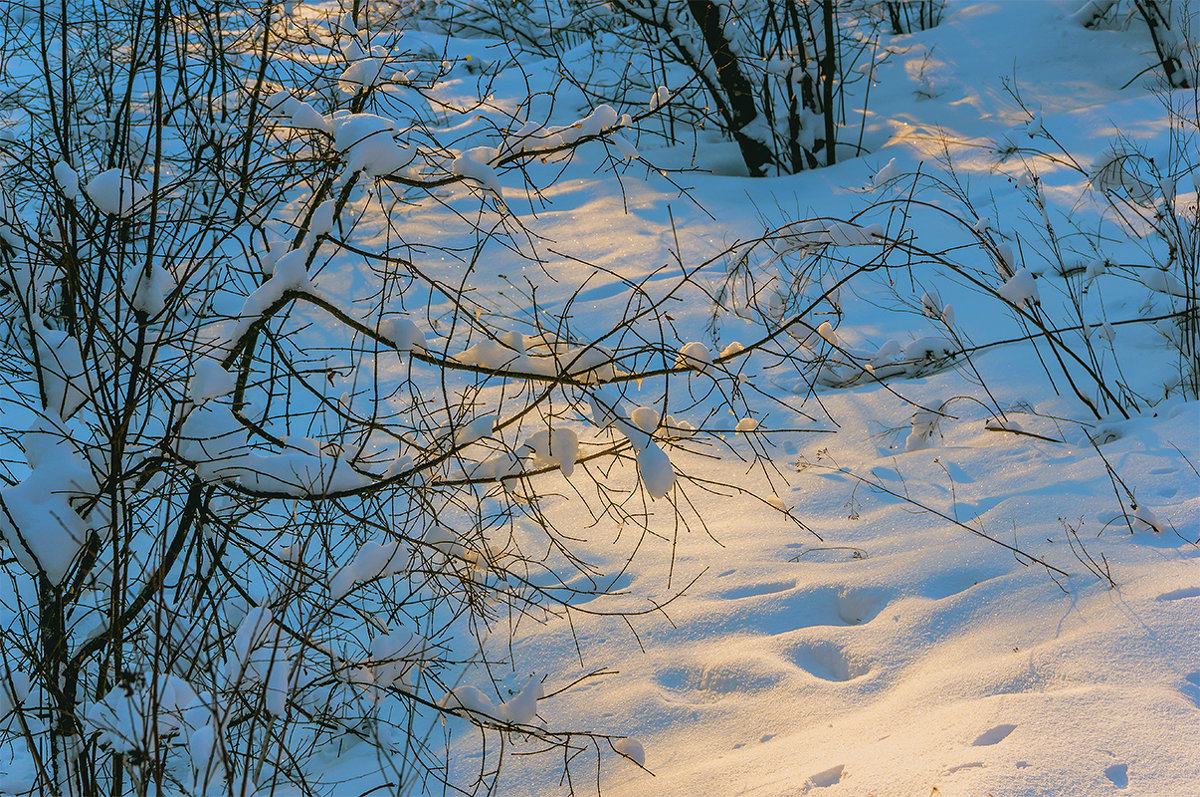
left=0, top=1, right=792, bottom=793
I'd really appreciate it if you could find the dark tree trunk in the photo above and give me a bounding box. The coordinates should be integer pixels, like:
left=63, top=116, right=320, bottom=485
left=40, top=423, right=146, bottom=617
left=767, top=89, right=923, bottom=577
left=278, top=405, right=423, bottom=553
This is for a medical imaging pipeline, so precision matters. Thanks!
left=685, top=0, right=775, bottom=176
left=822, top=0, right=837, bottom=165
left=1135, top=0, right=1191, bottom=88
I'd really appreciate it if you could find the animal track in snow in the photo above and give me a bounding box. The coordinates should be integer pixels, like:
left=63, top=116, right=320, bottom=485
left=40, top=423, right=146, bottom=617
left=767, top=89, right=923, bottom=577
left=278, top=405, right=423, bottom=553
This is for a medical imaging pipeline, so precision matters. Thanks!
left=787, top=641, right=870, bottom=682
left=806, top=764, right=844, bottom=788
left=655, top=662, right=783, bottom=703
left=972, top=724, right=1016, bottom=746
left=725, top=585, right=889, bottom=636
left=834, top=587, right=887, bottom=625
left=1184, top=672, right=1200, bottom=708
left=945, top=761, right=984, bottom=774
left=1156, top=586, right=1200, bottom=602
left=1105, top=763, right=1129, bottom=788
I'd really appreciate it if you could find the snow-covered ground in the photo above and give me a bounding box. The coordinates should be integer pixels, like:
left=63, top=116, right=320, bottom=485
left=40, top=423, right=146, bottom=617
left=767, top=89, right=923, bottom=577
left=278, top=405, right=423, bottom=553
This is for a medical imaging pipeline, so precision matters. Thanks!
left=0, top=0, right=1196, bottom=795
left=422, top=2, right=1200, bottom=795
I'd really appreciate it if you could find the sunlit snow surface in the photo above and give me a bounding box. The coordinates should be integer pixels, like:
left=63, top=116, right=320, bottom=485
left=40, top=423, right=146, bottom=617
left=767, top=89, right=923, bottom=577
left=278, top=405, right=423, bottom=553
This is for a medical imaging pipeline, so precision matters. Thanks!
left=405, top=1, right=1198, bottom=795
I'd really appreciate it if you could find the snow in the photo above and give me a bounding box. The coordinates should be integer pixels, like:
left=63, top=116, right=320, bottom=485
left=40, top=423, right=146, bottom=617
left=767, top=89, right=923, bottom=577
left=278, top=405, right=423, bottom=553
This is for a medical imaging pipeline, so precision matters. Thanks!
left=308, top=199, right=337, bottom=240
left=131, top=263, right=173, bottom=316
left=675, top=341, right=712, bottom=371
left=222, top=606, right=294, bottom=718
left=612, top=133, right=639, bottom=160
left=452, top=151, right=503, bottom=197
left=500, top=677, right=543, bottom=725
left=333, top=113, right=413, bottom=176
left=189, top=358, right=236, bottom=403
left=84, top=168, right=149, bottom=216
left=339, top=55, right=386, bottom=92
left=495, top=404, right=1198, bottom=797
left=330, top=539, right=408, bottom=599
left=997, top=268, right=1041, bottom=308
left=33, top=325, right=89, bottom=418
left=903, top=336, right=955, bottom=362
left=177, top=402, right=374, bottom=496
left=816, top=320, right=840, bottom=346
left=1068, top=0, right=1118, bottom=27
left=52, top=161, right=78, bottom=199
left=575, top=104, right=618, bottom=138
left=441, top=684, right=501, bottom=718
left=280, top=96, right=333, bottom=133
left=440, top=677, right=544, bottom=725
left=423, top=524, right=467, bottom=559
left=1, top=1, right=1198, bottom=795
left=904, top=406, right=942, bottom=452
left=612, top=737, right=646, bottom=767
left=0, top=425, right=95, bottom=584
left=380, top=316, right=427, bottom=352
left=635, top=442, right=675, bottom=499
left=218, top=243, right=317, bottom=348
left=453, top=337, right=522, bottom=369
left=188, top=722, right=218, bottom=786
left=81, top=673, right=202, bottom=754
left=369, top=627, right=428, bottom=687
left=454, top=413, right=496, bottom=446
left=523, top=427, right=580, bottom=477
left=416, top=3, right=1197, bottom=794
left=1144, top=266, right=1189, bottom=297
left=871, top=156, right=900, bottom=185
left=630, top=405, right=660, bottom=432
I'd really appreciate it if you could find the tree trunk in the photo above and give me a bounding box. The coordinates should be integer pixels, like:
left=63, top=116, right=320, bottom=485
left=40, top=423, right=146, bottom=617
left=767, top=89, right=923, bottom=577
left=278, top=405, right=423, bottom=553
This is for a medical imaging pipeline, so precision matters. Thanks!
left=822, top=0, right=837, bottom=165
left=1135, top=0, right=1192, bottom=88
left=685, top=0, right=775, bottom=176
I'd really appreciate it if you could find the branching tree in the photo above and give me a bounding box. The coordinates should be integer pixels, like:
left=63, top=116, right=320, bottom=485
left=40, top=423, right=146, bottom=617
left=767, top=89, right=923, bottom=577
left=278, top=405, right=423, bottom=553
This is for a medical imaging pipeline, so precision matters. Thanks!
left=419, top=0, right=881, bottom=176
left=597, top=0, right=876, bottom=175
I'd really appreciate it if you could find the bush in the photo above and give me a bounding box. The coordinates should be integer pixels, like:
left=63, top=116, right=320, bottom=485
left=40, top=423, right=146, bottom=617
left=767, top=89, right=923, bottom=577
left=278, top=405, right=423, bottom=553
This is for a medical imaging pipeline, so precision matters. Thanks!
left=415, top=0, right=883, bottom=176
left=599, top=0, right=882, bottom=175
left=0, top=1, right=795, bottom=793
